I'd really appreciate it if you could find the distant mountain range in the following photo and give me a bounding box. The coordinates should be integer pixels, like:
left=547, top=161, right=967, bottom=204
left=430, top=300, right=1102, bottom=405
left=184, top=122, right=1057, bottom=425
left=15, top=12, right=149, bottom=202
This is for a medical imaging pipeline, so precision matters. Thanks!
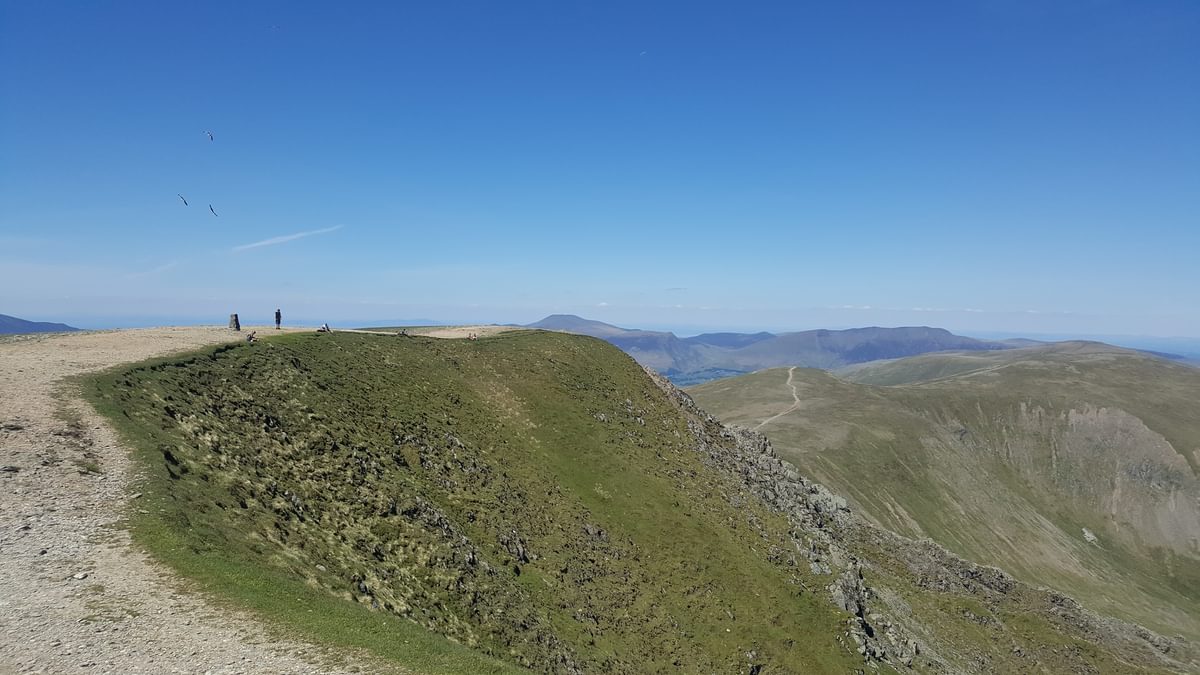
left=526, top=314, right=1012, bottom=384
left=0, top=313, right=80, bottom=335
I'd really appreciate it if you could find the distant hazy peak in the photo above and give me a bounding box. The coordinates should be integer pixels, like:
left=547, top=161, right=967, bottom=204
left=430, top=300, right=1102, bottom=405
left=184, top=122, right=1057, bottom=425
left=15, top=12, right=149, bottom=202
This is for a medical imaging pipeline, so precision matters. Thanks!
left=0, top=313, right=80, bottom=335
left=525, top=314, right=632, bottom=337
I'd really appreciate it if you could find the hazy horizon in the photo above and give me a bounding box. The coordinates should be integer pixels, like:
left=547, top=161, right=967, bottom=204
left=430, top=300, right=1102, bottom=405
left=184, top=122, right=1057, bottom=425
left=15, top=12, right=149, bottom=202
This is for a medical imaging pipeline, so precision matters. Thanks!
left=10, top=308, right=1200, bottom=350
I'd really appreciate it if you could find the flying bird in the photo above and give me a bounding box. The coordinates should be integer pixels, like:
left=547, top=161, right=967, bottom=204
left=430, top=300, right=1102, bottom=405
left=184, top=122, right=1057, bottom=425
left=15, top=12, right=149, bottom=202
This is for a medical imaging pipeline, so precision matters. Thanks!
left=209, top=204, right=219, bottom=217
left=177, top=194, right=188, bottom=206
left=205, top=130, right=214, bottom=141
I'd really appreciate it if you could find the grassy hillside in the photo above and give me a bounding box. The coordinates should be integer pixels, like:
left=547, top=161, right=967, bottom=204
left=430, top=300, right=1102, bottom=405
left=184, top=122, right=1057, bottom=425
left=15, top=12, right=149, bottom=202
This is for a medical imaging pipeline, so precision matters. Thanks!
left=86, top=331, right=1193, bottom=672
left=87, top=331, right=860, bottom=672
left=691, top=344, right=1200, bottom=647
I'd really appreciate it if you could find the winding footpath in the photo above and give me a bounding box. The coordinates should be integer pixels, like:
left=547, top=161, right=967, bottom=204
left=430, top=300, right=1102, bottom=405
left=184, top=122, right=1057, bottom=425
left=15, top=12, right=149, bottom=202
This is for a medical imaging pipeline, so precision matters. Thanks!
left=754, top=366, right=801, bottom=431
left=0, top=327, right=378, bottom=675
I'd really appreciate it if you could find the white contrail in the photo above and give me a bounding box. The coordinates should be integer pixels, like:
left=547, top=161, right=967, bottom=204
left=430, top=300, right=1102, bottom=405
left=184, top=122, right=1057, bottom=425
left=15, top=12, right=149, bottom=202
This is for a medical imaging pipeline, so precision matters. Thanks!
left=233, top=225, right=344, bottom=252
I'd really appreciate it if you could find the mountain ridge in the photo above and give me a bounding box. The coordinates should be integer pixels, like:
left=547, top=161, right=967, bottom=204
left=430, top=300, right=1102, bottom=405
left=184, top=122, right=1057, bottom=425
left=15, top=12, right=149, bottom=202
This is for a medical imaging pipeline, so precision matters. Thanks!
left=526, top=314, right=1014, bottom=384
left=0, top=313, right=80, bottom=335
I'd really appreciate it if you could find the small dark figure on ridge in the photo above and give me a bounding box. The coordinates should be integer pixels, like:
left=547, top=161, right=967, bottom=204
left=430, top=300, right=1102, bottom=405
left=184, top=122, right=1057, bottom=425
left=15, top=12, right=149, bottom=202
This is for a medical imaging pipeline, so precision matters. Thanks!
left=275, top=308, right=282, bottom=330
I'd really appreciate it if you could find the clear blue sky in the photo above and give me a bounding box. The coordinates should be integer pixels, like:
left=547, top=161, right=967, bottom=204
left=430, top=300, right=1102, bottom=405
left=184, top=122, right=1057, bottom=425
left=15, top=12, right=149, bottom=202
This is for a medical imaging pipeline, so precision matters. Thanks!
left=2, top=1, right=1197, bottom=335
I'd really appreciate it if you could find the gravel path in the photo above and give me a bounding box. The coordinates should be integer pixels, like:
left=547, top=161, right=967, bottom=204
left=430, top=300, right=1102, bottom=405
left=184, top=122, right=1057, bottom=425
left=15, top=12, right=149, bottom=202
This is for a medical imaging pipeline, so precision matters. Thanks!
left=0, top=327, right=382, bottom=675
left=754, top=366, right=801, bottom=431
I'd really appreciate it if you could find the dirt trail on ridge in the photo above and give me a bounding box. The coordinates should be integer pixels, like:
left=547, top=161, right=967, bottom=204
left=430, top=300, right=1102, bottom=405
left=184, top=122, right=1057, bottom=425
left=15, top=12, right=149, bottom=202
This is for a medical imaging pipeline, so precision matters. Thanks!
left=0, top=326, right=386, bottom=675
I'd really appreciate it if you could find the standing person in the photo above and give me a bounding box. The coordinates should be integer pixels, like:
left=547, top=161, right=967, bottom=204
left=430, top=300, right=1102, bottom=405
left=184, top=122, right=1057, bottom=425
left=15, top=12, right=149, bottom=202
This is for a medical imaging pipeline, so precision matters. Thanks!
left=275, top=308, right=282, bottom=330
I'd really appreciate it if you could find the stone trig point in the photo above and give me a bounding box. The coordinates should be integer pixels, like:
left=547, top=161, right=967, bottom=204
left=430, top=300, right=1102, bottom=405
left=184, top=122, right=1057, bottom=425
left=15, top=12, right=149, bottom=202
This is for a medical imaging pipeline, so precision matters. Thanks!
left=229, top=313, right=241, bottom=331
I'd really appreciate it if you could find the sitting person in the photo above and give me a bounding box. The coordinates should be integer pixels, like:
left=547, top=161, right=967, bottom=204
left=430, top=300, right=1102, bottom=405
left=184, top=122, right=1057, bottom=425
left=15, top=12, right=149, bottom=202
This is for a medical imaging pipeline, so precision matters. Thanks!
left=317, top=323, right=331, bottom=333
left=246, top=331, right=258, bottom=343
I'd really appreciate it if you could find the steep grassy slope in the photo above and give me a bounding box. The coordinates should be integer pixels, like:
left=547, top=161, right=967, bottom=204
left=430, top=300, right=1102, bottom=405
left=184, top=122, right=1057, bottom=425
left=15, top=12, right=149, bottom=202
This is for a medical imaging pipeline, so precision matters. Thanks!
left=87, top=332, right=1193, bottom=672
left=88, top=331, right=859, bottom=672
left=691, top=344, right=1200, bottom=646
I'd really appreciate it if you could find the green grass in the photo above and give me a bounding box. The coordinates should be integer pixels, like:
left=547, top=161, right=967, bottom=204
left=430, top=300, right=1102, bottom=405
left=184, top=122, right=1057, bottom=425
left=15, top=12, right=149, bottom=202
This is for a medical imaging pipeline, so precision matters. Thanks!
left=85, top=330, right=861, bottom=673
left=136, top=511, right=515, bottom=673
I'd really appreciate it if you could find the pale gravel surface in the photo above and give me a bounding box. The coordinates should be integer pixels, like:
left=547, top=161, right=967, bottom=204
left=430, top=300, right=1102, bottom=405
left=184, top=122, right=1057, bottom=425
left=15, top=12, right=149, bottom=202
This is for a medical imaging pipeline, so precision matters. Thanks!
left=0, top=326, right=392, bottom=675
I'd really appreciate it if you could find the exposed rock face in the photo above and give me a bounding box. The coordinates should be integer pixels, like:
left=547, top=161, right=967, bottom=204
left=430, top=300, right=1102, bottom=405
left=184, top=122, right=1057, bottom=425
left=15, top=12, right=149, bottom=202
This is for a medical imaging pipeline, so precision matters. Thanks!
left=1056, top=405, right=1199, bottom=555
left=939, top=401, right=1200, bottom=559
